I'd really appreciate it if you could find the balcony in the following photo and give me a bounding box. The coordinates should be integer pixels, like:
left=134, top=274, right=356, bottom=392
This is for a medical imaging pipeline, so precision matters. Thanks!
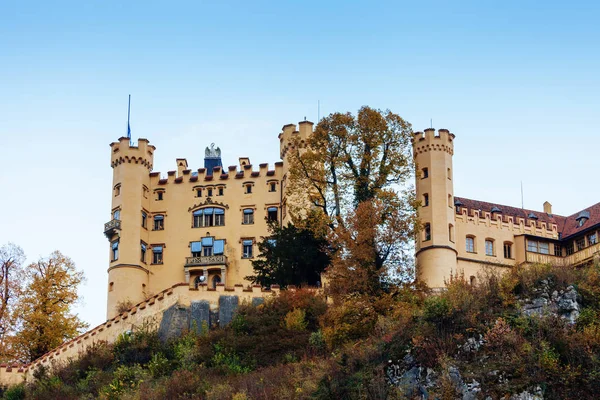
left=104, top=219, right=121, bottom=239
left=185, top=254, right=227, bottom=267
left=525, top=242, right=600, bottom=267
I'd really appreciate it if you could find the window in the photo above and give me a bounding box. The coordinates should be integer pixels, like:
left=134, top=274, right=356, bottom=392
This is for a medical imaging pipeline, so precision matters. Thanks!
left=242, top=240, right=253, bottom=258
left=202, top=237, right=213, bottom=256
left=269, top=182, right=277, bottom=192
left=566, top=242, right=575, bottom=256
left=554, top=244, right=562, bottom=257
left=424, top=223, right=431, bottom=241
left=504, top=242, right=512, bottom=259
left=212, top=275, right=221, bottom=289
left=448, top=168, right=451, bottom=180
left=196, top=189, right=202, bottom=197
left=153, top=215, right=164, bottom=230
left=448, top=194, right=453, bottom=208
left=113, top=209, right=120, bottom=220
left=528, top=240, right=549, bottom=254
left=111, top=241, right=119, bottom=261
left=141, top=242, right=147, bottom=263
left=192, top=208, right=225, bottom=228
left=245, top=184, right=253, bottom=194
left=191, top=238, right=225, bottom=257
left=114, top=184, right=121, bottom=197
left=109, top=282, right=114, bottom=292
left=578, top=218, right=587, bottom=227
left=141, top=212, right=147, bottom=228
left=157, top=191, right=164, bottom=201
left=152, top=246, right=163, bottom=264
left=449, top=224, right=454, bottom=242
left=267, top=207, right=278, bottom=222
left=577, top=237, right=586, bottom=251
left=466, top=236, right=475, bottom=253
left=218, top=187, right=224, bottom=196
left=470, top=276, right=476, bottom=286
left=142, top=185, right=148, bottom=198
left=422, top=168, right=428, bottom=179
left=423, top=194, right=429, bottom=207
left=485, top=239, right=494, bottom=256
left=243, top=209, right=254, bottom=225
left=588, top=233, right=597, bottom=245
left=207, top=188, right=213, bottom=197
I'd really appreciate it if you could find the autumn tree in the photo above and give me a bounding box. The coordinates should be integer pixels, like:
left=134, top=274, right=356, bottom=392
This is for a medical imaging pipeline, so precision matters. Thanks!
left=247, top=221, right=331, bottom=288
left=287, top=106, right=416, bottom=297
left=11, top=251, right=88, bottom=362
left=0, top=243, right=25, bottom=358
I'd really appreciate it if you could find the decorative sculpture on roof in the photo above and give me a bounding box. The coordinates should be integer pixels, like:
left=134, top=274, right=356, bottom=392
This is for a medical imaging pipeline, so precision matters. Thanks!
left=205, top=143, right=221, bottom=158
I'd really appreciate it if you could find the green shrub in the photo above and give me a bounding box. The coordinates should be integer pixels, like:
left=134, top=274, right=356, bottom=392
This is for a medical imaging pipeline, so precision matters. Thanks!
left=2, top=384, right=25, bottom=400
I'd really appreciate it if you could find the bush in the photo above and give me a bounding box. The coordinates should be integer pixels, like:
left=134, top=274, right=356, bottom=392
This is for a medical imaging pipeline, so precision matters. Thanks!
left=2, top=384, right=25, bottom=400
left=284, top=308, right=308, bottom=331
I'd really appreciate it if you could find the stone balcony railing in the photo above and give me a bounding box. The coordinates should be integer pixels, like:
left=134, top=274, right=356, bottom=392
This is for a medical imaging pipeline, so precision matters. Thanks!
left=103, top=219, right=121, bottom=239
left=185, top=254, right=227, bottom=267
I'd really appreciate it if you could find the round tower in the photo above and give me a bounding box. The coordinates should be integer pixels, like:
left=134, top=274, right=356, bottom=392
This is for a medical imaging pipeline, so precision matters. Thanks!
left=279, top=120, right=313, bottom=225
left=412, top=128, right=457, bottom=288
left=105, top=137, right=155, bottom=319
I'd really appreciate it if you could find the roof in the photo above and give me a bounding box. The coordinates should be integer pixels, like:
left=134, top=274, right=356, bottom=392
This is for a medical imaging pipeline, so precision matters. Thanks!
left=454, top=196, right=600, bottom=240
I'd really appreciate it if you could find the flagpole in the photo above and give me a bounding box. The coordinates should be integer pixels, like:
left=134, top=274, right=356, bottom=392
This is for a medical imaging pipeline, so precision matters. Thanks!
left=127, top=94, right=131, bottom=141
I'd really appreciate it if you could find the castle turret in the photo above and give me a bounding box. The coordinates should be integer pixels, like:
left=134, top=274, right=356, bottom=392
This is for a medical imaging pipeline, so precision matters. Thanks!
left=412, top=128, right=457, bottom=288
left=105, top=137, right=155, bottom=319
left=278, top=120, right=314, bottom=224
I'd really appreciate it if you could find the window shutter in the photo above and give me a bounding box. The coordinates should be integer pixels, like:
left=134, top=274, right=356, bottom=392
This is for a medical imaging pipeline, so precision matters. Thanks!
left=214, top=208, right=225, bottom=215
left=191, top=241, right=202, bottom=252
left=152, top=246, right=163, bottom=253
left=201, top=237, right=214, bottom=247
left=193, top=209, right=204, bottom=216
left=154, top=215, right=164, bottom=221
left=243, top=240, right=253, bottom=246
left=214, top=240, right=225, bottom=254
left=243, top=209, right=254, bottom=215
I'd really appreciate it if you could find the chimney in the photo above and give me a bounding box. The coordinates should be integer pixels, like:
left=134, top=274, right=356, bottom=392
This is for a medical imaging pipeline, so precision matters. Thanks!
left=543, top=201, right=552, bottom=214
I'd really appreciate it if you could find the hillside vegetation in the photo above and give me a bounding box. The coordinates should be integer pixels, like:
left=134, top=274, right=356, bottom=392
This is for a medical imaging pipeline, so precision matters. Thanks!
left=3, top=262, right=600, bottom=399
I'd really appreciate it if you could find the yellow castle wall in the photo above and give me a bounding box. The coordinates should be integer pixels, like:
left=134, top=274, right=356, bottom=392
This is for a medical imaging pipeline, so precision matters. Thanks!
left=106, top=122, right=314, bottom=319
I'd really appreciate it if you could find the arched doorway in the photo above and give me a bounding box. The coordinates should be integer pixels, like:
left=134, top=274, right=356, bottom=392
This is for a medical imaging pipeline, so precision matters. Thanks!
left=212, top=275, right=221, bottom=289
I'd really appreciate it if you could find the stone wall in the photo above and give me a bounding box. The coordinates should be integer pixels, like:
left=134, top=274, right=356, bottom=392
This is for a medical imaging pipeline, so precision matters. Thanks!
left=0, top=283, right=281, bottom=386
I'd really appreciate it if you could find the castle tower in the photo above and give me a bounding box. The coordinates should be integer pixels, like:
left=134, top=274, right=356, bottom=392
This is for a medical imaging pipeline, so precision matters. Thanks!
left=412, top=128, right=457, bottom=288
left=105, top=137, right=155, bottom=319
left=279, top=120, right=314, bottom=225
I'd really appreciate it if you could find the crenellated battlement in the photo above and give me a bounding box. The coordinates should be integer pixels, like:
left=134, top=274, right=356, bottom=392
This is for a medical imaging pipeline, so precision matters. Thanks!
left=412, top=128, right=455, bottom=157
left=279, top=120, right=314, bottom=159
left=149, top=161, right=284, bottom=186
left=110, top=137, right=155, bottom=170
left=455, top=207, right=559, bottom=239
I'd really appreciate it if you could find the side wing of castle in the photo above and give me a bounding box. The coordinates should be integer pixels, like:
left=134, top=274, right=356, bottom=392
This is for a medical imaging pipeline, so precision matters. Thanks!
left=413, top=128, right=600, bottom=287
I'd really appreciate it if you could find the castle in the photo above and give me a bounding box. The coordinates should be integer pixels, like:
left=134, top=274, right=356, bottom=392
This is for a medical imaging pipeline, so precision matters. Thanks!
left=104, top=121, right=313, bottom=319
left=2, top=122, right=599, bottom=386
left=413, top=128, right=600, bottom=288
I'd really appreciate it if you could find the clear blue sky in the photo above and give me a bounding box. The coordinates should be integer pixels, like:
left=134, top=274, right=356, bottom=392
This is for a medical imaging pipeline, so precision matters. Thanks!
left=1, top=1, right=599, bottom=328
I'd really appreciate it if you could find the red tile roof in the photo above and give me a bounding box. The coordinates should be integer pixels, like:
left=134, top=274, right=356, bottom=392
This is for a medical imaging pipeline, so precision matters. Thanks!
left=455, top=197, right=600, bottom=239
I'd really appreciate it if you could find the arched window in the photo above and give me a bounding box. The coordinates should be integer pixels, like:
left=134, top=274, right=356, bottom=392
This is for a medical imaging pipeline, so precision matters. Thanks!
left=448, top=194, right=453, bottom=208
left=192, top=208, right=225, bottom=228
left=424, top=223, right=431, bottom=242
left=243, top=209, right=254, bottom=225
left=449, top=224, right=454, bottom=242
left=504, top=242, right=513, bottom=259
left=466, top=236, right=476, bottom=253
left=485, top=239, right=495, bottom=256
left=212, top=275, right=221, bottom=289
left=423, top=194, right=429, bottom=207
left=194, top=275, right=206, bottom=288
left=422, top=168, right=429, bottom=179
